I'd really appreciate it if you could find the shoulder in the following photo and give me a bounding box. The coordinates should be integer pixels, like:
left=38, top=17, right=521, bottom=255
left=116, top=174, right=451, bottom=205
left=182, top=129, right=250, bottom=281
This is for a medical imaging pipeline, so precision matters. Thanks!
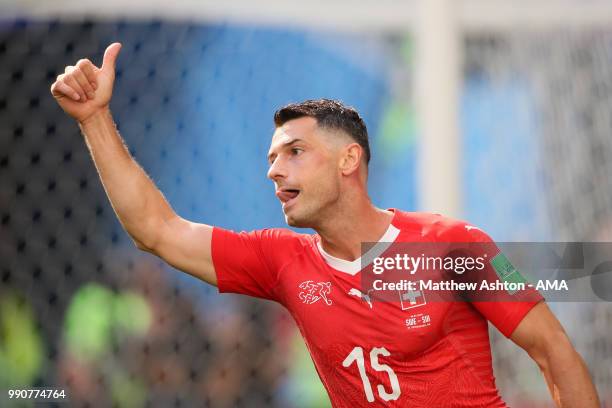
left=214, top=226, right=314, bottom=253
left=256, top=228, right=314, bottom=247
left=392, top=209, right=493, bottom=242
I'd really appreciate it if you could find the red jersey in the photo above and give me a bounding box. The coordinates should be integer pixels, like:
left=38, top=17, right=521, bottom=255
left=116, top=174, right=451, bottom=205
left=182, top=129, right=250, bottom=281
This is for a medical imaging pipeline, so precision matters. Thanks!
left=212, top=209, right=543, bottom=407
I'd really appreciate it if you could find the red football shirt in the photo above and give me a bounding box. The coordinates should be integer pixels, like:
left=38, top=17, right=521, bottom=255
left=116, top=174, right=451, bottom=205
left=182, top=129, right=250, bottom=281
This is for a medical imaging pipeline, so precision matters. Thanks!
left=212, top=209, right=543, bottom=407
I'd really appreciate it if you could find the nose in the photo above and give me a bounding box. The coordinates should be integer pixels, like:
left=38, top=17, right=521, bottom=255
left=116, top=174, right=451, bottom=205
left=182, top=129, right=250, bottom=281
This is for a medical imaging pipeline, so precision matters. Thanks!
left=267, top=156, right=287, bottom=181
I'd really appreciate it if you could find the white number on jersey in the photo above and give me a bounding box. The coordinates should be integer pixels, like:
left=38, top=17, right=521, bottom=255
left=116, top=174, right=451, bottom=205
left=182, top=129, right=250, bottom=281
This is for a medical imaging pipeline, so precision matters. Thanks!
left=342, top=346, right=401, bottom=403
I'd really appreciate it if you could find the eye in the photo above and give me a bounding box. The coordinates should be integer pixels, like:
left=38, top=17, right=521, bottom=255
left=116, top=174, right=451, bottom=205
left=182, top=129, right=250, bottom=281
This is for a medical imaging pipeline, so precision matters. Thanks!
left=291, top=147, right=303, bottom=155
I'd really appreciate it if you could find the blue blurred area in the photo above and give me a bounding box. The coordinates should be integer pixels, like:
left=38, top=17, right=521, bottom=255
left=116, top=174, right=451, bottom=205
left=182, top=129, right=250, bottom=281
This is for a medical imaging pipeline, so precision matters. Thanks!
left=114, top=25, right=399, bottom=234
left=462, top=75, right=551, bottom=240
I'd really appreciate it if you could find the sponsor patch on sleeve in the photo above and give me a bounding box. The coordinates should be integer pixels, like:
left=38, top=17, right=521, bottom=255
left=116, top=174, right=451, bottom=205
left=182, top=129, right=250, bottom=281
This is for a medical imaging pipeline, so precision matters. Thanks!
left=490, top=253, right=527, bottom=295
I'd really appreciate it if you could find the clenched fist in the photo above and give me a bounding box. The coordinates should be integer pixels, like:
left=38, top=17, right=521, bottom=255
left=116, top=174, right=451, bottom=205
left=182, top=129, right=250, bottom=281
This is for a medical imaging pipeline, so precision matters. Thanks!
left=50, top=42, right=122, bottom=123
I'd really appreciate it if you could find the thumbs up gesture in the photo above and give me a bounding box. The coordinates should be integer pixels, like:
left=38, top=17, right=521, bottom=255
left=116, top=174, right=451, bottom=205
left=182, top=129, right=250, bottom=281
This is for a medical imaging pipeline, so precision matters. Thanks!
left=51, top=42, right=122, bottom=123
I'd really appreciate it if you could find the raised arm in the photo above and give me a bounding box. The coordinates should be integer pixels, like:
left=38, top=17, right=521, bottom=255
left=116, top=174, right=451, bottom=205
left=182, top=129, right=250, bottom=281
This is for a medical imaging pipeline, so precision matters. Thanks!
left=50, top=42, right=217, bottom=285
left=511, top=302, right=600, bottom=407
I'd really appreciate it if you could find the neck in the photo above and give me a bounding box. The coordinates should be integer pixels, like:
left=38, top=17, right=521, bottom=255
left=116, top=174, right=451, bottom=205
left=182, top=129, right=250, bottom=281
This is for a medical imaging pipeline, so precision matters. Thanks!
left=314, top=194, right=393, bottom=262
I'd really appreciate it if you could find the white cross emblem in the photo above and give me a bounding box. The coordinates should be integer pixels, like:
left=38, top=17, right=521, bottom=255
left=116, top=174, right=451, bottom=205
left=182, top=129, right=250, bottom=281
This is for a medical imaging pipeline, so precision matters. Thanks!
left=399, top=288, right=426, bottom=310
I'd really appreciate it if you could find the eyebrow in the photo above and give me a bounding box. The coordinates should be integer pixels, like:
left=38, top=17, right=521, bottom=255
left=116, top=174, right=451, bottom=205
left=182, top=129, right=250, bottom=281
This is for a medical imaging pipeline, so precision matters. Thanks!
left=267, top=138, right=304, bottom=162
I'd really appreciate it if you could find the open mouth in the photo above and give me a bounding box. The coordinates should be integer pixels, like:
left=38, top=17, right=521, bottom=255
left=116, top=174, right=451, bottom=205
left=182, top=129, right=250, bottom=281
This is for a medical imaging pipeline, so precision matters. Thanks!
left=276, top=188, right=301, bottom=207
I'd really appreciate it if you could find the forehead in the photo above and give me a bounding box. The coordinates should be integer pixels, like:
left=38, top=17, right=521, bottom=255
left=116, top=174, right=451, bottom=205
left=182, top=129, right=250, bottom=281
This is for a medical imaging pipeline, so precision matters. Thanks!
left=269, top=117, right=320, bottom=150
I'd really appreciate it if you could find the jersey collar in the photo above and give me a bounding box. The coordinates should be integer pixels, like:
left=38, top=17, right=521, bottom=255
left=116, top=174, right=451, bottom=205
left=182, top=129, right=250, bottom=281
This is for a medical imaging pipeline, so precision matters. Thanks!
left=316, top=210, right=401, bottom=276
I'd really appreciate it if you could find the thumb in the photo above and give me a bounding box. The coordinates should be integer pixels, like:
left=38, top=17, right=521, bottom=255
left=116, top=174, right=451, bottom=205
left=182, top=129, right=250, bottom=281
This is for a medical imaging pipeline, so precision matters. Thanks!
left=102, top=42, right=122, bottom=74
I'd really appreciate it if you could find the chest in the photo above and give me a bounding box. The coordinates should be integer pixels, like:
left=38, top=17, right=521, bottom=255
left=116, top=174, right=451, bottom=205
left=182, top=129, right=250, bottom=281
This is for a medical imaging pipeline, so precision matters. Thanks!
left=281, top=262, right=455, bottom=360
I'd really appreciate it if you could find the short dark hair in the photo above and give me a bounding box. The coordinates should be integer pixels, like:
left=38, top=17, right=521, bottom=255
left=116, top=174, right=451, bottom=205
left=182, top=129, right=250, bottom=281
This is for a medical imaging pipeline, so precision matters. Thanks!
left=273, top=99, right=371, bottom=164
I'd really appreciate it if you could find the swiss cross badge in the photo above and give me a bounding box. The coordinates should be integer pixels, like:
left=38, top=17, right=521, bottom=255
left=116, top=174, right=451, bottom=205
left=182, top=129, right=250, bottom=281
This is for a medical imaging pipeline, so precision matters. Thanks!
left=399, top=288, right=426, bottom=310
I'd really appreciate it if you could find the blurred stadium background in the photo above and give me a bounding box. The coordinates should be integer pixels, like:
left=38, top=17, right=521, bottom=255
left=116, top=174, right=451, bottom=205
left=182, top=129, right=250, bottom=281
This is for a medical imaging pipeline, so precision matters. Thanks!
left=1, top=0, right=612, bottom=406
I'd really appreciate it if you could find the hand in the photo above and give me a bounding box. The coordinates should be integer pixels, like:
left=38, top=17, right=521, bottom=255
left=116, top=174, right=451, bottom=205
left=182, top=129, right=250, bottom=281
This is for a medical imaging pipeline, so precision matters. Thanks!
left=50, top=42, right=122, bottom=123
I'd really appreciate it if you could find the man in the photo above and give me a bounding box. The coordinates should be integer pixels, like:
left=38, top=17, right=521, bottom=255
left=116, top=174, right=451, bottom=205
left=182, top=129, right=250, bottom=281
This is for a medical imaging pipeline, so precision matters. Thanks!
left=51, top=43, right=600, bottom=407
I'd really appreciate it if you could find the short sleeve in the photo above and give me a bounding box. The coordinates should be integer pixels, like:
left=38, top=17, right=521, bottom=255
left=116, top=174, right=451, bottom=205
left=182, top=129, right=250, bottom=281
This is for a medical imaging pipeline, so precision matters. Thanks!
left=211, top=227, right=302, bottom=303
left=451, top=226, right=544, bottom=338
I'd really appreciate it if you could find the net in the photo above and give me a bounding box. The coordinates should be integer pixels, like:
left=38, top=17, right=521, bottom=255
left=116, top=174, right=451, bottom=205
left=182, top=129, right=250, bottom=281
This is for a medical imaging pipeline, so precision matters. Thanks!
left=463, top=30, right=612, bottom=404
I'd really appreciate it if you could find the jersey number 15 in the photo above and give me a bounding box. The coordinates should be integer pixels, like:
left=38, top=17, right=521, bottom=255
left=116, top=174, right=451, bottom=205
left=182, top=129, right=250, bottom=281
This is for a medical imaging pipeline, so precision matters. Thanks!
left=342, top=346, right=401, bottom=403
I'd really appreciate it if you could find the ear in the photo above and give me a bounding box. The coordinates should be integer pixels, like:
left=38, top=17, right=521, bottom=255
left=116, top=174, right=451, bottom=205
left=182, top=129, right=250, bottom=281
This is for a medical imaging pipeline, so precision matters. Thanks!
left=339, top=143, right=363, bottom=176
